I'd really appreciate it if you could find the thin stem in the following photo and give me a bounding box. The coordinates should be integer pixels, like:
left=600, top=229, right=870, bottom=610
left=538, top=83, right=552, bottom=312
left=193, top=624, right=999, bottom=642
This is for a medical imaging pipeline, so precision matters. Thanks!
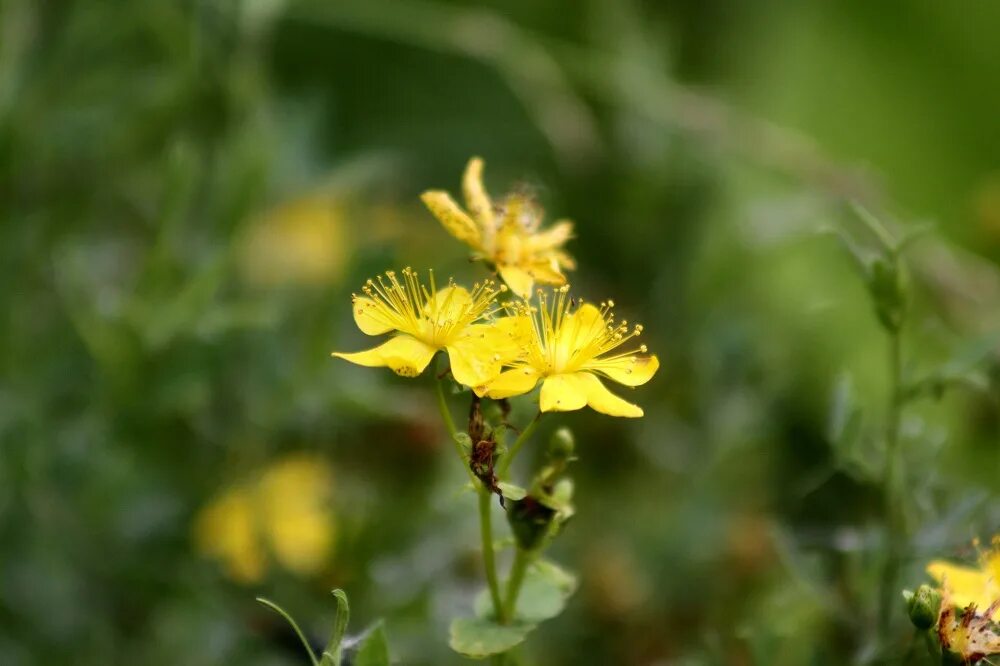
left=433, top=369, right=479, bottom=486
left=479, top=488, right=505, bottom=623
left=503, top=548, right=532, bottom=622
left=878, top=327, right=904, bottom=635
left=497, top=412, right=542, bottom=478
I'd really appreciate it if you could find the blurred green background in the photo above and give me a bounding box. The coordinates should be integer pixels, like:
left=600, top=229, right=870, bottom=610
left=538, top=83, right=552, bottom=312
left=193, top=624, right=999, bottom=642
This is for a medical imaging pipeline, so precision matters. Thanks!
left=2, top=0, right=999, bottom=664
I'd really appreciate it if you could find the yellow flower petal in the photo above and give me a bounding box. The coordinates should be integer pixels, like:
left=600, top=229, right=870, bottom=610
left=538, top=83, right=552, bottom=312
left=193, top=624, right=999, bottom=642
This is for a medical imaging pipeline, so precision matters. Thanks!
left=462, top=157, right=494, bottom=228
left=576, top=372, right=644, bottom=417
left=193, top=488, right=266, bottom=584
left=587, top=354, right=660, bottom=387
left=554, top=302, right=604, bottom=357
left=540, top=373, right=588, bottom=412
left=333, top=335, right=438, bottom=377
left=447, top=341, right=501, bottom=388
left=529, top=220, right=573, bottom=251
left=425, top=285, right=473, bottom=324
left=477, top=367, right=540, bottom=399
left=259, top=456, right=335, bottom=576
left=928, top=560, right=990, bottom=609
left=267, top=508, right=334, bottom=576
left=499, top=265, right=535, bottom=298
left=528, top=259, right=567, bottom=287
left=352, top=297, right=396, bottom=335
left=420, top=191, right=481, bottom=248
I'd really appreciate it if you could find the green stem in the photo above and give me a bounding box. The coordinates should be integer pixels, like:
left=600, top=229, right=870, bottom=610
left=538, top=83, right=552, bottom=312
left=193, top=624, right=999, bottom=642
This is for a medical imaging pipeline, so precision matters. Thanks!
left=503, top=548, right=532, bottom=622
left=479, top=488, right=505, bottom=623
left=433, top=371, right=479, bottom=486
left=497, top=412, right=542, bottom=478
left=878, top=328, right=904, bottom=635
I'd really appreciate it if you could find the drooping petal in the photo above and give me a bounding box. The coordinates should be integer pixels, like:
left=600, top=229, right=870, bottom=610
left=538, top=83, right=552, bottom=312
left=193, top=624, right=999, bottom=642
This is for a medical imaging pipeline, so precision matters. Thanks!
left=576, top=371, right=644, bottom=417
left=587, top=354, right=660, bottom=387
left=477, top=367, right=540, bottom=399
left=462, top=157, right=494, bottom=229
left=332, top=335, right=437, bottom=377
left=539, top=373, right=588, bottom=412
left=553, top=249, right=577, bottom=270
left=499, top=265, right=534, bottom=298
left=420, top=191, right=481, bottom=248
left=352, top=296, right=397, bottom=335
left=528, top=259, right=567, bottom=286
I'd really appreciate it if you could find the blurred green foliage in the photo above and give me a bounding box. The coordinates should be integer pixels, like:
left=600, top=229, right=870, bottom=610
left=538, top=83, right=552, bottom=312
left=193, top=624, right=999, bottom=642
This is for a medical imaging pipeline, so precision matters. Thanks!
left=1, top=0, right=999, bottom=664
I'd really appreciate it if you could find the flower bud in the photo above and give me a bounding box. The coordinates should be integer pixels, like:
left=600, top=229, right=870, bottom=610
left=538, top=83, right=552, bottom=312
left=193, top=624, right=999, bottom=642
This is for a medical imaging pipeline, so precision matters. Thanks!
left=506, top=496, right=557, bottom=551
left=548, top=427, right=576, bottom=462
left=905, top=584, right=941, bottom=631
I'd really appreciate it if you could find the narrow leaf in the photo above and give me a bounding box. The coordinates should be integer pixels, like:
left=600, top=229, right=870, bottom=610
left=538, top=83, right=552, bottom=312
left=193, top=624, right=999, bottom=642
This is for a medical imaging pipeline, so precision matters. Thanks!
left=256, top=597, right=320, bottom=666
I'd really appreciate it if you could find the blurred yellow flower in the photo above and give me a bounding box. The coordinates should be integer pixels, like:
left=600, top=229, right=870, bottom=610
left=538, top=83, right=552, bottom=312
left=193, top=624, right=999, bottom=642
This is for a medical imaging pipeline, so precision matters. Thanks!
left=476, top=287, right=659, bottom=417
left=421, top=157, right=575, bottom=298
left=239, top=194, right=349, bottom=287
left=193, top=455, right=335, bottom=584
left=928, top=537, right=1000, bottom=620
left=332, top=268, right=520, bottom=386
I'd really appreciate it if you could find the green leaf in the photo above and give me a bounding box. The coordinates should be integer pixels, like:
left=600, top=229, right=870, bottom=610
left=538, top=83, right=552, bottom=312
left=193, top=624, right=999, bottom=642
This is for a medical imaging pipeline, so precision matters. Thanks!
left=474, top=559, right=577, bottom=623
left=353, top=622, right=391, bottom=666
left=319, top=589, right=351, bottom=666
left=448, top=617, right=534, bottom=659
left=497, top=481, right=527, bottom=501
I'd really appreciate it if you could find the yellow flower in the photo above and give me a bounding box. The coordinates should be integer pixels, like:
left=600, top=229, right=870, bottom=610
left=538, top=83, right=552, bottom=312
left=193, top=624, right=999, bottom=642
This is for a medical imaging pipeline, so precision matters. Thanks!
left=332, top=268, right=519, bottom=387
left=420, top=157, right=575, bottom=298
left=239, top=194, right=349, bottom=287
left=193, top=455, right=335, bottom=584
left=927, top=537, right=1000, bottom=620
left=476, top=287, right=659, bottom=418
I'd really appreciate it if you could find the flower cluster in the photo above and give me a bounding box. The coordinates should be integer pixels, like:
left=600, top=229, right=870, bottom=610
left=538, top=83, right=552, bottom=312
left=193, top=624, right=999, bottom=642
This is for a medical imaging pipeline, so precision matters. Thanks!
left=333, top=158, right=659, bottom=418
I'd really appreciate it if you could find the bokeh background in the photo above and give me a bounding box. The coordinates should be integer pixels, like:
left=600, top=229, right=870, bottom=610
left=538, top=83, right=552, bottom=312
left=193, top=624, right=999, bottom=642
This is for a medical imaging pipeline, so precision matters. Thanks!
left=2, top=0, right=1000, bottom=664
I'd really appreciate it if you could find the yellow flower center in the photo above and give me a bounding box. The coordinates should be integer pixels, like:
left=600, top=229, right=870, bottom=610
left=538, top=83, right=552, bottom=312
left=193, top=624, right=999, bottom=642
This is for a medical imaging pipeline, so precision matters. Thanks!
left=355, top=268, right=503, bottom=347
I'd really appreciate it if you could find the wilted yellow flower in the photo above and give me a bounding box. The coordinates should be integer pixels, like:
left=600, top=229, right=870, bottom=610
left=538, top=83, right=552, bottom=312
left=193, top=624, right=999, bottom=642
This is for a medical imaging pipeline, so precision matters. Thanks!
left=935, top=586, right=1000, bottom=663
left=332, top=268, right=519, bottom=386
left=928, top=537, right=1000, bottom=620
left=421, top=157, right=575, bottom=298
left=193, top=455, right=335, bottom=584
left=476, top=287, right=659, bottom=417
left=239, top=194, right=349, bottom=287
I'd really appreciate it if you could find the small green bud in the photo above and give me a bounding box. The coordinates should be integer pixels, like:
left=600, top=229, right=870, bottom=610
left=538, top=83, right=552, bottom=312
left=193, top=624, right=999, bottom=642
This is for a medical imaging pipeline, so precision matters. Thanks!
left=548, top=427, right=575, bottom=462
left=905, top=584, right=941, bottom=631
